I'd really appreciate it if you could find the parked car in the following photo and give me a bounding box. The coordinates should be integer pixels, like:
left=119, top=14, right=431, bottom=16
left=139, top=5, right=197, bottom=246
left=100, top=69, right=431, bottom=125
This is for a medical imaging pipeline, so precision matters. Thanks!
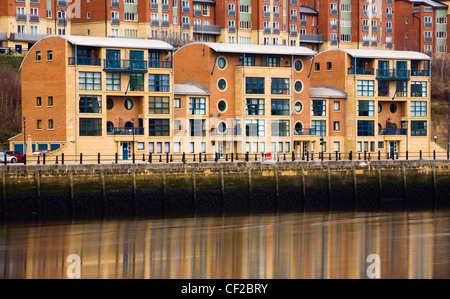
left=0, top=152, right=18, bottom=163
left=5, top=151, right=25, bottom=162
left=32, top=150, right=53, bottom=156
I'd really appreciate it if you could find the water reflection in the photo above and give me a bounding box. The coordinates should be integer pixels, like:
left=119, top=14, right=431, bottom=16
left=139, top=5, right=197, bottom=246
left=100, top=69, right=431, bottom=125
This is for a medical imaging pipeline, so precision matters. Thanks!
left=1, top=211, right=449, bottom=279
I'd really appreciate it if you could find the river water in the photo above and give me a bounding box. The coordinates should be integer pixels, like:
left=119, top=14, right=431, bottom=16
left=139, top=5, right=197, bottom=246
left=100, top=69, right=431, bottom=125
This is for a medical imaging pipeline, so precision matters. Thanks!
left=0, top=210, right=449, bottom=279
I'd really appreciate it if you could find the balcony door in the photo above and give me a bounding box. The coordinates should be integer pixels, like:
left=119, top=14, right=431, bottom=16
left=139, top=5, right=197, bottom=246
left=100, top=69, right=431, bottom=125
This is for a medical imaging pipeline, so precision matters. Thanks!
left=106, top=49, right=121, bottom=69
left=378, top=60, right=389, bottom=77
left=130, top=50, right=144, bottom=70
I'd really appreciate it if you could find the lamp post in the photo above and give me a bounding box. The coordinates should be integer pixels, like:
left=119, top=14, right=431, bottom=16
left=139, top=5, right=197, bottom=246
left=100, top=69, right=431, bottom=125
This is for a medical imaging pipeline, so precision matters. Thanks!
left=22, top=117, right=26, bottom=155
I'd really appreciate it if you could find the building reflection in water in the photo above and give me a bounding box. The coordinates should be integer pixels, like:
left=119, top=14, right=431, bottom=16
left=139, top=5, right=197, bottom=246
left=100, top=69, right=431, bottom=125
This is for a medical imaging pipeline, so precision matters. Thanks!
left=0, top=211, right=449, bottom=279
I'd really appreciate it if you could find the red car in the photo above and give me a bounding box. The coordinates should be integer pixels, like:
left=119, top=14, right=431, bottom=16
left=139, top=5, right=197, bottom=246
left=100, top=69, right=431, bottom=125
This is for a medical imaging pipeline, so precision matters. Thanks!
left=5, top=151, right=25, bottom=162
left=32, top=150, right=53, bottom=156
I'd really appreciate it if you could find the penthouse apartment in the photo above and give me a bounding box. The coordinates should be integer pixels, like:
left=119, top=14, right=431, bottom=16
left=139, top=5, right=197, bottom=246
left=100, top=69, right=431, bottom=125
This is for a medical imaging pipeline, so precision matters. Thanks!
left=9, top=35, right=175, bottom=159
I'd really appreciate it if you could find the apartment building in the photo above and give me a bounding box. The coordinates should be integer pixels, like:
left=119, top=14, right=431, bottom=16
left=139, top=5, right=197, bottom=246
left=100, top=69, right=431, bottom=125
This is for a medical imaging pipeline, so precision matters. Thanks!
left=395, top=0, right=448, bottom=54
left=0, top=0, right=71, bottom=54
left=9, top=35, right=175, bottom=159
left=310, top=48, right=433, bottom=156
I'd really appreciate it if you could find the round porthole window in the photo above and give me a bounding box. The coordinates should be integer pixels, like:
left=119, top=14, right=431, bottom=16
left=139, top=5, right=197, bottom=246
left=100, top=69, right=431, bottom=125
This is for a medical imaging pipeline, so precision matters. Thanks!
left=218, top=57, right=226, bottom=69
left=294, top=60, right=303, bottom=72
left=294, top=81, right=303, bottom=93
left=218, top=122, right=227, bottom=134
left=378, top=103, right=382, bottom=113
left=107, top=121, right=114, bottom=133
left=218, top=79, right=227, bottom=91
left=107, top=98, right=114, bottom=110
left=218, top=100, right=227, bottom=112
left=294, top=101, right=303, bottom=113
left=124, top=98, right=133, bottom=110
left=390, top=103, right=397, bottom=114
left=378, top=123, right=382, bottom=133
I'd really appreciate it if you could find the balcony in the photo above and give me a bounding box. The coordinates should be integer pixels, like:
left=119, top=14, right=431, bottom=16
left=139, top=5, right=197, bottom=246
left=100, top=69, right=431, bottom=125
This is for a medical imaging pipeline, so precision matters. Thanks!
left=182, top=7, right=191, bottom=14
left=194, top=9, right=202, bottom=17
left=272, top=28, right=280, bottom=35
left=148, top=60, right=173, bottom=69
left=290, top=15, right=298, bottom=22
left=57, top=0, right=68, bottom=8
left=424, top=36, right=433, bottom=43
left=386, top=28, right=393, bottom=34
left=228, top=10, right=236, bottom=17
left=30, top=0, right=40, bottom=4
left=299, top=34, right=324, bottom=43
left=290, top=0, right=298, bottom=5
left=379, top=128, right=407, bottom=136
left=372, top=26, right=378, bottom=33
left=290, top=30, right=298, bottom=37
left=362, top=25, right=369, bottom=32
left=228, top=26, right=236, bottom=33
left=151, top=19, right=160, bottom=26
left=111, top=18, right=120, bottom=26
left=263, top=11, right=270, bottom=18
left=162, top=4, right=170, bottom=11
left=0, top=33, right=7, bottom=41
left=111, top=0, right=120, bottom=8
left=386, top=13, right=393, bottom=20
left=150, top=3, right=158, bottom=10
left=273, top=12, right=280, bottom=19
left=376, top=69, right=411, bottom=80
left=29, top=15, right=40, bottom=23
left=300, top=20, right=307, bottom=27
left=16, top=14, right=27, bottom=22
left=263, top=27, right=271, bottom=34
left=182, top=23, right=191, bottom=30
left=68, top=57, right=102, bottom=66
left=330, top=39, right=338, bottom=46
left=103, top=59, right=148, bottom=73
left=9, top=33, right=47, bottom=42
left=424, top=6, right=433, bottom=13
left=294, top=128, right=317, bottom=136
left=57, top=18, right=68, bottom=26
left=330, top=9, right=338, bottom=16
left=330, top=24, right=338, bottom=31
left=424, top=22, right=433, bottom=28
left=161, top=20, right=170, bottom=27
left=348, top=67, right=374, bottom=75
left=411, top=69, right=430, bottom=76
left=210, top=128, right=242, bottom=136
left=107, top=127, right=145, bottom=136
left=193, top=24, right=221, bottom=35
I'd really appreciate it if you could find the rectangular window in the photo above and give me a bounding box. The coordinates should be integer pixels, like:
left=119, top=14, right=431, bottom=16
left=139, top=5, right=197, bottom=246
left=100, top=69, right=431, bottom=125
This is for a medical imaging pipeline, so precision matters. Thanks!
left=130, top=73, right=144, bottom=92
left=266, top=57, right=280, bottom=67
left=48, top=119, right=53, bottom=130
left=174, top=98, right=181, bottom=108
left=357, top=100, right=375, bottom=117
left=137, top=142, right=144, bottom=151
left=79, top=95, right=102, bottom=113
left=271, top=99, right=290, bottom=116
left=243, top=56, right=255, bottom=66
left=315, top=62, right=320, bottom=71
left=245, top=119, right=265, bottom=137
left=333, top=101, right=340, bottom=111
left=357, top=80, right=374, bottom=96
left=173, top=119, right=181, bottom=131
left=189, top=97, right=206, bottom=115
left=79, top=118, right=102, bottom=136
left=148, top=74, right=170, bottom=92
left=333, top=121, right=340, bottom=131
left=190, top=119, right=206, bottom=137
left=47, top=51, right=53, bottom=61
left=174, top=142, right=181, bottom=154
left=311, top=120, right=326, bottom=137
left=411, top=101, right=427, bottom=117
left=79, top=72, right=102, bottom=91
left=149, top=119, right=170, bottom=136
left=246, top=99, right=265, bottom=116
left=333, top=141, right=340, bottom=152
left=164, top=142, right=170, bottom=154
left=327, top=62, right=332, bottom=71
left=378, top=141, right=384, bottom=149
left=36, top=97, right=42, bottom=107
left=246, top=77, right=265, bottom=94
left=37, top=119, right=42, bottom=130
left=149, top=142, right=154, bottom=153
left=311, top=100, right=326, bottom=116
left=48, top=96, right=53, bottom=107
left=378, top=81, right=389, bottom=97
left=357, top=120, right=375, bottom=136
left=271, top=120, right=290, bottom=137
left=157, top=142, right=162, bottom=154
left=271, top=78, right=290, bottom=95
left=106, top=73, right=121, bottom=91
left=148, top=96, right=170, bottom=114
left=36, top=51, right=41, bottom=61
left=395, top=81, right=407, bottom=97
left=411, top=121, right=427, bottom=136
left=411, top=81, right=427, bottom=97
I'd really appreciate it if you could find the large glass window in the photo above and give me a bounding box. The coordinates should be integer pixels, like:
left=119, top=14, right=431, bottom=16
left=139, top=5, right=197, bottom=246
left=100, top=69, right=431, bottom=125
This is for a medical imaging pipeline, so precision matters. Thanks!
left=378, top=81, right=389, bottom=97
left=79, top=95, right=102, bottom=113
left=79, top=72, right=101, bottom=90
left=130, top=73, right=144, bottom=92
left=189, top=97, right=206, bottom=115
left=395, top=81, right=407, bottom=97
left=411, top=81, right=427, bottom=97
left=79, top=118, right=102, bottom=136
left=246, top=98, right=265, bottom=115
left=357, top=100, right=375, bottom=117
left=246, top=77, right=265, bottom=94
left=311, top=120, right=326, bottom=137
left=149, top=119, right=170, bottom=136
left=411, top=101, right=427, bottom=117
left=271, top=78, right=290, bottom=95
left=245, top=119, right=265, bottom=137
left=311, top=100, right=326, bottom=116
left=106, top=73, right=121, bottom=91
left=357, top=120, right=375, bottom=136
left=271, top=99, right=290, bottom=116
left=148, top=74, right=170, bottom=92
left=357, top=80, right=374, bottom=96
left=271, top=120, right=290, bottom=137
left=190, top=119, right=206, bottom=137
left=148, top=96, right=170, bottom=114
left=266, top=56, right=280, bottom=67
left=411, top=121, right=427, bottom=136
left=243, top=56, right=255, bottom=66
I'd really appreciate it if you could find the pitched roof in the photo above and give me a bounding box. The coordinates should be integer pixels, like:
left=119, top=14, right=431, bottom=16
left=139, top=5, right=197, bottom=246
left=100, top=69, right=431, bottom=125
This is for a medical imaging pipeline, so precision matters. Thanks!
left=62, top=35, right=174, bottom=50
left=193, top=42, right=317, bottom=56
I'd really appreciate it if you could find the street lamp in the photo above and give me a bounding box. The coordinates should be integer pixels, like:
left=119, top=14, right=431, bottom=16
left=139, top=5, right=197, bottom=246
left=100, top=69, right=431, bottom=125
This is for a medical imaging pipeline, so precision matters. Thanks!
left=22, top=117, right=26, bottom=155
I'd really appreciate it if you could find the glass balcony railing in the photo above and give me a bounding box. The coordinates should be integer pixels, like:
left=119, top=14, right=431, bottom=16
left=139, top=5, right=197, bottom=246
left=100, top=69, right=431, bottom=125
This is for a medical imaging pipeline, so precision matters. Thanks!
left=103, top=59, right=148, bottom=72
left=378, top=128, right=407, bottom=136
left=68, top=57, right=101, bottom=66
left=348, top=67, right=375, bottom=75
left=107, top=127, right=145, bottom=136
left=376, top=69, right=410, bottom=80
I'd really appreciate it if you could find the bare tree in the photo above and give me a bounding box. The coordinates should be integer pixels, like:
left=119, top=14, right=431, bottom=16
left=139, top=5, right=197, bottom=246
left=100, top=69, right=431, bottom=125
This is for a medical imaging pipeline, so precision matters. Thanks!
left=0, top=67, right=22, bottom=145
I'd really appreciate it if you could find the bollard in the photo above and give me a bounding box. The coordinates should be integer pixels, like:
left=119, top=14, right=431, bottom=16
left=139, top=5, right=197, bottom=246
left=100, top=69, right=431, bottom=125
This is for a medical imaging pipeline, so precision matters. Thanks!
left=406, top=151, right=408, bottom=160
left=231, top=153, right=234, bottom=162
left=364, top=151, right=367, bottom=160
left=37, top=156, right=40, bottom=165
left=335, top=151, right=338, bottom=161
left=24, top=154, right=27, bottom=165
left=80, top=153, right=83, bottom=164
left=55, top=156, right=58, bottom=165
left=420, top=150, right=422, bottom=160
left=182, top=152, right=186, bottom=163
left=255, top=153, right=258, bottom=161
left=245, top=152, right=249, bottom=162
left=98, top=153, right=101, bottom=164
left=43, top=154, right=46, bottom=165
left=292, top=151, right=295, bottom=162
left=143, top=154, right=145, bottom=162
left=159, top=155, right=162, bottom=163
left=149, top=153, right=153, bottom=163
left=434, top=150, right=436, bottom=160
left=306, top=151, right=309, bottom=162
left=215, top=152, right=218, bottom=163
left=61, top=153, right=64, bottom=165
left=349, top=151, right=352, bottom=161
left=226, top=154, right=228, bottom=161
left=199, top=152, right=202, bottom=163
left=166, top=152, right=169, bottom=163
left=193, top=154, right=196, bottom=162
left=133, top=153, right=135, bottom=164
left=115, top=152, right=118, bottom=164
left=378, top=150, right=381, bottom=161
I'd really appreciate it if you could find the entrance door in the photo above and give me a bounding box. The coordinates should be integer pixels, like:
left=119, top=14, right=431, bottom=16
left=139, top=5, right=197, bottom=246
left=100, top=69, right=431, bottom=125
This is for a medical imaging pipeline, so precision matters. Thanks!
left=122, top=142, right=130, bottom=160
left=389, top=141, right=397, bottom=158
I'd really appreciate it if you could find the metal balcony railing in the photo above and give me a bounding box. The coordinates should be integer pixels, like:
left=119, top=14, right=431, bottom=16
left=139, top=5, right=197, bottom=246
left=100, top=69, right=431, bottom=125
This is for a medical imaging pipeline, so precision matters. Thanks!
left=107, top=127, right=145, bottom=136
left=148, top=60, right=173, bottom=69
left=379, top=128, right=407, bottom=136
left=348, top=67, right=375, bottom=75
left=193, top=24, right=221, bottom=35
left=103, top=59, right=148, bottom=72
left=376, top=69, right=411, bottom=80
left=68, top=57, right=102, bottom=66
left=411, top=69, right=430, bottom=76
left=299, top=34, right=324, bottom=43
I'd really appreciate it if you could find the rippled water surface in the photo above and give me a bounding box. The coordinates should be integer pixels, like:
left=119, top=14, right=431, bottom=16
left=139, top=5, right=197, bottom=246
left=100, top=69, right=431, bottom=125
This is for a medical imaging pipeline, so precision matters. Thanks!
left=1, top=210, right=449, bottom=279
